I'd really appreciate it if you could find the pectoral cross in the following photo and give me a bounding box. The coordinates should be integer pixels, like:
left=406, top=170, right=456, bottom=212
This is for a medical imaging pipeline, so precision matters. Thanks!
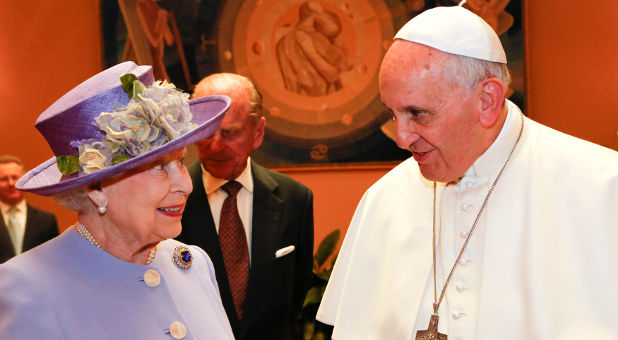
left=416, top=314, right=447, bottom=340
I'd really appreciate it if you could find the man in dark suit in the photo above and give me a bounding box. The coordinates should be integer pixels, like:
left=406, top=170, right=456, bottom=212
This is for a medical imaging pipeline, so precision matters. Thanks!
left=177, top=73, right=314, bottom=340
left=0, top=155, right=58, bottom=263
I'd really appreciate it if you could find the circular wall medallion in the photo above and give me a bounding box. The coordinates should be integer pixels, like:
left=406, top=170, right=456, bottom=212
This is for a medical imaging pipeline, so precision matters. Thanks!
left=217, top=0, right=400, bottom=154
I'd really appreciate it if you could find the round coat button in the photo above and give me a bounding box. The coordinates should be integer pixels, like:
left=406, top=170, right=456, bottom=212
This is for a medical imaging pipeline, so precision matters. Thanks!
left=144, top=269, right=160, bottom=287
left=169, top=321, right=187, bottom=339
left=456, top=283, right=466, bottom=292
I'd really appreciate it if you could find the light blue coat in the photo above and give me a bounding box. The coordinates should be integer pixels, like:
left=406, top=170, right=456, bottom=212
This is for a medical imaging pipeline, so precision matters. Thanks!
left=0, top=230, right=234, bottom=339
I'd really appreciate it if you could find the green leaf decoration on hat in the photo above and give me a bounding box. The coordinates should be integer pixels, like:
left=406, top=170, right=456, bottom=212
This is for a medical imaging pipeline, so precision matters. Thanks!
left=111, top=154, right=130, bottom=165
left=56, top=155, right=80, bottom=175
left=120, top=73, right=145, bottom=99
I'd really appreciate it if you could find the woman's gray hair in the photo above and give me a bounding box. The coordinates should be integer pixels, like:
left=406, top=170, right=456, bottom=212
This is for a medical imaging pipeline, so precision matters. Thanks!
left=52, top=185, right=95, bottom=213
left=442, top=53, right=511, bottom=93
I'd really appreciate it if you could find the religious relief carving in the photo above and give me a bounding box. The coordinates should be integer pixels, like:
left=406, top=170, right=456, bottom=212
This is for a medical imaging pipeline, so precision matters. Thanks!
left=275, top=1, right=353, bottom=97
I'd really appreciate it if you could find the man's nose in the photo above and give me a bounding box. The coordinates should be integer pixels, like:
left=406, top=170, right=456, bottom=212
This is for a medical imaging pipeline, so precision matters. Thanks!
left=208, top=133, right=226, bottom=152
left=395, top=121, right=420, bottom=150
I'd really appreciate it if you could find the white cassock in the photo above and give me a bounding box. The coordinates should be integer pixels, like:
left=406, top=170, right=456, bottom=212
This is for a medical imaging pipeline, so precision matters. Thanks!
left=317, top=100, right=618, bottom=340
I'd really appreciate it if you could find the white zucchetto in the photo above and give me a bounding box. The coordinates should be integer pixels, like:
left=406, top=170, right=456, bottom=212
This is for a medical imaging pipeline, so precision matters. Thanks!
left=394, top=4, right=507, bottom=64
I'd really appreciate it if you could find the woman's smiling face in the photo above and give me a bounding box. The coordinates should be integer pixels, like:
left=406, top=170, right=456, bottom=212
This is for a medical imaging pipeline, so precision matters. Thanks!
left=101, top=148, right=193, bottom=244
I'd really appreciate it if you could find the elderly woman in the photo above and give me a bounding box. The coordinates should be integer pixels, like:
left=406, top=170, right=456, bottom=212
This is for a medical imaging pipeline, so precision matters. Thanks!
left=0, top=62, right=234, bottom=339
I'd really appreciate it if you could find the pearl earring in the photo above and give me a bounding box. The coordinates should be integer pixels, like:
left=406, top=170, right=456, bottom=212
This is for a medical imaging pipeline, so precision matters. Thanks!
left=98, top=204, right=107, bottom=214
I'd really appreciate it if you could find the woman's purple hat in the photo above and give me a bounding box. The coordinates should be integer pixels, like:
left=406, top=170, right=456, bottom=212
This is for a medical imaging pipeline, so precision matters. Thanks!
left=16, top=61, right=230, bottom=196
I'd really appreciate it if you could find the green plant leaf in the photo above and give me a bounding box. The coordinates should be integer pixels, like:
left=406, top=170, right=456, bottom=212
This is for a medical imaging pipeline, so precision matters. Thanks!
left=313, top=331, right=325, bottom=340
left=315, top=271, right=331, bottom=281
left=315, top=229, right=340, bottom=267
left=303, top=286, right=322, bottom=307
left=56, top=155, right=79, bottom=175
left=326, top=252, right=339, bottom=271
left=303, top=321, right=315, bottom=340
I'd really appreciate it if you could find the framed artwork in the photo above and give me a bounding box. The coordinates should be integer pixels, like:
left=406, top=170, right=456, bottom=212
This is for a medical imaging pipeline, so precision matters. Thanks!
left=101, top=0, right=525, bottom=167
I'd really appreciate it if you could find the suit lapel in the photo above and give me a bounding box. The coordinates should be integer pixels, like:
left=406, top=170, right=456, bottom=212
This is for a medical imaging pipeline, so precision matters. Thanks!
left=22, top=205, right=42, bottom=251
left=0, top=211, right=16, bottom=263
left=240, top=162, right=283, bottom=332
left=185, top=165, right=222, bottom=266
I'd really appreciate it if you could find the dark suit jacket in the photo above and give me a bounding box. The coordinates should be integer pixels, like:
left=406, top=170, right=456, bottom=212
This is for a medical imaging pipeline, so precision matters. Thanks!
left=177, top=161, right=314, bottom=340
left=0, top=204, right=58, bottom=263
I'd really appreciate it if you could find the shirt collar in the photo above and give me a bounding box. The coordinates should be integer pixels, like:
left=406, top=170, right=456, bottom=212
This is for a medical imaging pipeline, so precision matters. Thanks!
left=465, top=99, right=523, bottom=179
left=0, top=199, right=26, bottom=215
left=202, top=157, right=254, bottom=194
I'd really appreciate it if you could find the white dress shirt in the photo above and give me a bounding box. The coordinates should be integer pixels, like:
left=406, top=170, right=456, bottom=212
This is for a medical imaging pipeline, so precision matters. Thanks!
left=0, top=200, right=27, bottom=254
left=201, top=158, right=254, bottom=262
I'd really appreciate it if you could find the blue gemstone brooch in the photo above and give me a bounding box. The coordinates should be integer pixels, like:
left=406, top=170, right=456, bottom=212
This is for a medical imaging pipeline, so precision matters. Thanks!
left=173, top=245, right=192, bottom=269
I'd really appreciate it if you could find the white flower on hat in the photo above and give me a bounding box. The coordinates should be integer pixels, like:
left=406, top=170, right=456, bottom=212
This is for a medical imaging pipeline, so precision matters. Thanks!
left=94, top=78, right=196, bottom=158
left=96, top=101, right=166, bottom=156
left=78, top=140, right=114, bottom=175
left=141, top=80, right=195, bottom=140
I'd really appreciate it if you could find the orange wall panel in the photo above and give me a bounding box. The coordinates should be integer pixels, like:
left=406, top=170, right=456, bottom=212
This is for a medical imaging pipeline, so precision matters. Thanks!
left=525, top=1, right=618, bottom=150
left=1, top=0, right=103, bottom=230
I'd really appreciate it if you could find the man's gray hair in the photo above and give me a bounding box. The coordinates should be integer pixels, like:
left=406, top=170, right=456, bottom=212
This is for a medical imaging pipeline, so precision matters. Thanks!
left=193, top=73, right=264, bottom=125
left=0, top=155, right=24, bottom=167
left=443, top=53, right=511, bottom=94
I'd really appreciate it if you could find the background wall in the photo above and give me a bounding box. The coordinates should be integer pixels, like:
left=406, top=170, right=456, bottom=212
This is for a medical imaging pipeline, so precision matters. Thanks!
left=1, top=1, right=616, bottom=251
left=0, top=1, right=102, bottom=234
left=525, top=2, right=618, bottom=150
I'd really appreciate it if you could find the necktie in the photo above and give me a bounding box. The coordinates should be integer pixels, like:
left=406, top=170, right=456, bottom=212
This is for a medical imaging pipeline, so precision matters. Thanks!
left=6, top=206, right=22, bottom=254
left=219, top=180, right=250, bottom=320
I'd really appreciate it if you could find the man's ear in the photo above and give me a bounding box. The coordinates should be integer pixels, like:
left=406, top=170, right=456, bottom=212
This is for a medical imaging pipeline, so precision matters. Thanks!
left=253, top=116, right=266, bottom=150
left=478, top=78, right=505, bottom=128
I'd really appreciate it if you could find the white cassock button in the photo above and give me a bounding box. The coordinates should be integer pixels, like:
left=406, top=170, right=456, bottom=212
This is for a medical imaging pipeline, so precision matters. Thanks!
left=144, top=269, right=161, bottom=287
left=459, top=258, right=469, bottom=265
left=456, top=283, right=466, bottom=292
left=452, top=310, right=465, bottom=319
left=460, top=230, right=469, bottom=238
left=169, top=321, right=187, bottom=339
left=460, top=203, right=471, bottom=211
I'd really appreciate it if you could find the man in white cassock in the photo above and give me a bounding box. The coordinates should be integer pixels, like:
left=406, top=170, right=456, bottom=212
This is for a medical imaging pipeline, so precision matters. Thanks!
left=316, top=3, right=618, bottom=340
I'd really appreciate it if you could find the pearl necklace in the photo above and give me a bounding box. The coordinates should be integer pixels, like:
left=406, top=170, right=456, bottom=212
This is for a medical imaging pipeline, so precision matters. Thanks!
left=75, top=222, right=157, bottom=266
